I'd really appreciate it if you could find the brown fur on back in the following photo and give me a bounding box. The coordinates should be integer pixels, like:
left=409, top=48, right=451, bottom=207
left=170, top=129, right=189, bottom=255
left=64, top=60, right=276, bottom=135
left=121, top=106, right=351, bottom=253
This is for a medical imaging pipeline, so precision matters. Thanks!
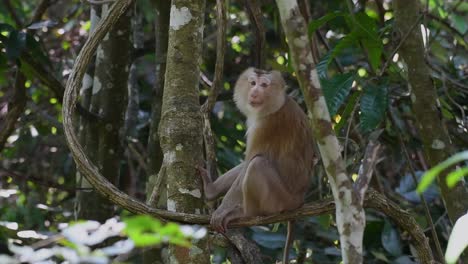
left=246, top=97, right=314, bottom=195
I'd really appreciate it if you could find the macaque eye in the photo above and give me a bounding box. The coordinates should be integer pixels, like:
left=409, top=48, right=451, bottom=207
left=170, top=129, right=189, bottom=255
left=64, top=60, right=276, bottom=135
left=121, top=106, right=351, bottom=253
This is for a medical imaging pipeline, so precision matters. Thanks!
left=250, top=81, right=256, bottom=86
left=260, top=83, right=268, bottom=88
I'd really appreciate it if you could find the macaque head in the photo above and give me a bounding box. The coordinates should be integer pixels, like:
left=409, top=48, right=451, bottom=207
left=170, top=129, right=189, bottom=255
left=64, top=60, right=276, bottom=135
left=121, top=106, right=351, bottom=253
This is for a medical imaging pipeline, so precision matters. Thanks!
left=234, top=68, right=286, bottom=117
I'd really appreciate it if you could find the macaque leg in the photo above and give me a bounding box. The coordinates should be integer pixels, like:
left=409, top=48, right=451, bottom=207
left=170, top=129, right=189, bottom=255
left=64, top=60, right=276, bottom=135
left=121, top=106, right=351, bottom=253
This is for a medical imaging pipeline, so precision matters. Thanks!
left=210, top=175, right=245, bottom=232
left=200, top=163, right=243, bottom=201
left=242, top=156, right=300, bottom=216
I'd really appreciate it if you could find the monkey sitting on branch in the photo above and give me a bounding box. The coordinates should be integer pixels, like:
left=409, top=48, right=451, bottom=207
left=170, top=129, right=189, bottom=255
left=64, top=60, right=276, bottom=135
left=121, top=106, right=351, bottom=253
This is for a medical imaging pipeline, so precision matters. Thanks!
left=199, top=67, right=316, bottom=263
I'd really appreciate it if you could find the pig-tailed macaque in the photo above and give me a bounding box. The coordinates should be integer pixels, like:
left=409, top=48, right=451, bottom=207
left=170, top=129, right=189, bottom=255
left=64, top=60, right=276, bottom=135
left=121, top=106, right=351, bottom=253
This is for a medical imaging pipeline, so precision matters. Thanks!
left=199, top=68, right=315, bottom=263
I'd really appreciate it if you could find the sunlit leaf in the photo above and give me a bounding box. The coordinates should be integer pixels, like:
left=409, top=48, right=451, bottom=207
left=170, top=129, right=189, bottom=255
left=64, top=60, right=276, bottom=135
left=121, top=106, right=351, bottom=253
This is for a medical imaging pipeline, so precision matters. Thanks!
left=417, top=151, right=468, bottom=193
left=447, top=167, right=468, bottom=188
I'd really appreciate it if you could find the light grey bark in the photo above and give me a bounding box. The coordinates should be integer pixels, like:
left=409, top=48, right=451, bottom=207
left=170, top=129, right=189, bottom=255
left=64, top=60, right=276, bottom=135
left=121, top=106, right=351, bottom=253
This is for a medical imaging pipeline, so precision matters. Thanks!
left=274, top=1, right=368, bottom=263
left=158, top=0, right=209, bottom=263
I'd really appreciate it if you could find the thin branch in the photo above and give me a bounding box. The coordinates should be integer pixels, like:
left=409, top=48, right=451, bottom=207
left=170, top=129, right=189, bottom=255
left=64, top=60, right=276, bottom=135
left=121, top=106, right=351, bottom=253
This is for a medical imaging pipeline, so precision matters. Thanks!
left=29, top=0, right=54, bottom=26
left=0, top=69, right=26, bottom=151
left=355, top=130, right=382, bottom=201
left=244, top=0, right=266, bottom=68
left=200, top=0, right=227, bottom=181
left=4, top=0, right=23, bottom=27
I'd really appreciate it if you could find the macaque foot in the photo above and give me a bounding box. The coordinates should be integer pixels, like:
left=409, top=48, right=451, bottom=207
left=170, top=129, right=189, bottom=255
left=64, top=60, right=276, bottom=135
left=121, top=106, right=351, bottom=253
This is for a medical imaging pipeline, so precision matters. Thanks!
left=211, top=210, right=229, bottom=233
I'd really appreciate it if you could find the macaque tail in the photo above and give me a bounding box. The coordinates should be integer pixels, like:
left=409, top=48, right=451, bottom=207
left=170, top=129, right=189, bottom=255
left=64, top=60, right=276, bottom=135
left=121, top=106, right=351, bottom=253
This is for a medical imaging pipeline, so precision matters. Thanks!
left=283, top=220, right=294, bottom=264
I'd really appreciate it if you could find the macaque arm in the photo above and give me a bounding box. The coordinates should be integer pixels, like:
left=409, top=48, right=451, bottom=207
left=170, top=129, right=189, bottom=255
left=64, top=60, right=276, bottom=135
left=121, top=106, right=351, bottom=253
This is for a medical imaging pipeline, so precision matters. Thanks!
left=202, top=163, right=244, bottom=201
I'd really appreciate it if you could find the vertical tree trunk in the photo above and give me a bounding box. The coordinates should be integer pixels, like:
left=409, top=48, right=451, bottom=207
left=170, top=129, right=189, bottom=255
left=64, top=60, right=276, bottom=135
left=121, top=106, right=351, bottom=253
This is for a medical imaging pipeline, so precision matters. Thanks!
left=393, top=0, right=468, bottom=224
left=159, top=0, right=209, bottom=263
left=78, top=3, right=132, bottom=222
left=147, top=0, right=170, bottom=208
left=275, top=1, right=366, bottom=263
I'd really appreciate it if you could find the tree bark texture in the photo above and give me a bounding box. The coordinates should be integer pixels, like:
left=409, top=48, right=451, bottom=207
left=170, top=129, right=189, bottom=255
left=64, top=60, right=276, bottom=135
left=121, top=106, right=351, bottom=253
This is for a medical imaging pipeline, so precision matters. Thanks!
left=78, top=3, right=132, bottom=222
left=147, top=0, right=170, bottom=208
left=275, top=1, right=367, bottom=263
left=159, top=0, right=209, bottom=263
left=393, top=0, right=468, bottom=224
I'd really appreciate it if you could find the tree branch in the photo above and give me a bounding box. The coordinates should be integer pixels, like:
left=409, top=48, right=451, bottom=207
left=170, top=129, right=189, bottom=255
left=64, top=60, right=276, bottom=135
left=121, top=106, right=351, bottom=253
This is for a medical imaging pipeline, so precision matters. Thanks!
left=200, top=0, right=227, bottom=182
left=0, top=69, right=26, bottom=151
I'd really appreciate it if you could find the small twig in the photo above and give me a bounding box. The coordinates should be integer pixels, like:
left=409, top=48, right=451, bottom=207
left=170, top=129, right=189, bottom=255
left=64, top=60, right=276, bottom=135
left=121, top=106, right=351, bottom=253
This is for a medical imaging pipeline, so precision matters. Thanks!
left=355, top=130, right=382, bottom=200
left=244, top=0, right=266, bottom=68
left=146, top=166, right=166, bottom=206
left=29, top=0, right=54, bottom=26
left=4, top=0, right=23, bottom=27
left=0, top=69, right=26, bottom=151
left=442, top=73, right=466, bottom=128
left=127, top=141, right=149, bottom=174
left=200, top=0, right=227, bottom=181
left=343, top=98, right=360, bottom=163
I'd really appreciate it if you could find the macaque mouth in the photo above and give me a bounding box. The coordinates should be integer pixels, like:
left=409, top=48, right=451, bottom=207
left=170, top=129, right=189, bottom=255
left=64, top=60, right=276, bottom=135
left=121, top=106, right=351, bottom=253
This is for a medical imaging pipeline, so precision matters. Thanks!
left=248, top=100, right=263, bottom=107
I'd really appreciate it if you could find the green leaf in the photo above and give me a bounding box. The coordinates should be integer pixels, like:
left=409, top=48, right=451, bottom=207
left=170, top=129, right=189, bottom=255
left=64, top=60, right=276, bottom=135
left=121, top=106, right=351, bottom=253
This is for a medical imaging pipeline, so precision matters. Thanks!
left=354, top=12, right=383, bottom=70
left=123, top=215, right=190, bottom=248
left=308, top=11, right=346, bottom=35
left=450, top=14, right=468, bottom=35
left=417, top=151, right=468, bottom=193
left=445, top=212, right=468, bottom=264
left=320, top=72, right=355, bottom=116
left=0, top=23, right=15, bottom=34
left=447, top=167, right=468, bottom=188
left=327, top=31, right=358, bottom=66
left=335, top=91, right=360, bottom=132
left=359, top=84, right=387, bottom=132
left=316, top=52, right=331, bottom=79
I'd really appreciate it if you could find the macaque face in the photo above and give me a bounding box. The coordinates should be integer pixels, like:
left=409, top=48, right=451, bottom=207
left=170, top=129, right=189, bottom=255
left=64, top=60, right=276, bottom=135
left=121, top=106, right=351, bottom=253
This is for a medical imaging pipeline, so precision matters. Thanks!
left=234, top=68, right=286, bottom=117
left=246, top=75, right=272, bottom=108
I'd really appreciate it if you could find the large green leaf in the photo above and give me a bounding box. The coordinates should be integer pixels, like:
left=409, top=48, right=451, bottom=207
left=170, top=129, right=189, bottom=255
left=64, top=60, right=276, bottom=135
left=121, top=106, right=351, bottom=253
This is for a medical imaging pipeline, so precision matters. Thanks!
left=327, top=31, right=358, bottom=66
left=359, top=84, right=388, bottom=132
left=320, top=72, right=355, bottom=116
left=354, top=12, right=383, bottom=71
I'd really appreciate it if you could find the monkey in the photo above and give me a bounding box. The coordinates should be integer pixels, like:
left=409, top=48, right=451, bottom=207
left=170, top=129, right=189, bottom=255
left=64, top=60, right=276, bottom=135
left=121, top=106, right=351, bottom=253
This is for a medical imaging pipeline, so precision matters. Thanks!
left=199, top=67, right=315, bottom=263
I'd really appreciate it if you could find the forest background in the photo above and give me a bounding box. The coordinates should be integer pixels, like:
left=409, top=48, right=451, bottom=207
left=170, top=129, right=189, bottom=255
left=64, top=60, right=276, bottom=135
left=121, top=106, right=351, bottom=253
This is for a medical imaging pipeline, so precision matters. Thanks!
left=0, top=0, right=467, bottom=263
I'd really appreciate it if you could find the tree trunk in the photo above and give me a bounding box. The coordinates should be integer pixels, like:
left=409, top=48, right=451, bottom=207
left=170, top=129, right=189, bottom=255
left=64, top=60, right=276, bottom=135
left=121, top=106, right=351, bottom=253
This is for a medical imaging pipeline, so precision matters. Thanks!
left=78, top=3, right=132, bottom=222
left=158, top=0, right=209, bottom=263
left=147, top=0, right=170, bottom=209
left=275, top=1, right=366, bottom=263
left=393, top=0, right=468, bottom=224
